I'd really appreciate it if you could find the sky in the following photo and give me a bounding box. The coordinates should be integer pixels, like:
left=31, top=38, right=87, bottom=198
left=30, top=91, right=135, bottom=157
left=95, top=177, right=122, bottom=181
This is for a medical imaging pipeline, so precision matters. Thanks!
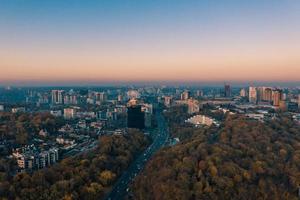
left=0, top=0, right=299, bottom=86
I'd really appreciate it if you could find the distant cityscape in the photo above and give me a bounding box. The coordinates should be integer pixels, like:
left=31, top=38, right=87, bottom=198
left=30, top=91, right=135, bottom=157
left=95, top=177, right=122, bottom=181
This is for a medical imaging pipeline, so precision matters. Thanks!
left=0, top=84, right=299, bottom=173
left=1, top=0, right=300, bottom=199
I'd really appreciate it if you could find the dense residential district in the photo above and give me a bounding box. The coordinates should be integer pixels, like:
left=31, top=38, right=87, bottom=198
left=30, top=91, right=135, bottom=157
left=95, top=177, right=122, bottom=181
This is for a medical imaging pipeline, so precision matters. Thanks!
left=0, top=84, right=300, bottom=199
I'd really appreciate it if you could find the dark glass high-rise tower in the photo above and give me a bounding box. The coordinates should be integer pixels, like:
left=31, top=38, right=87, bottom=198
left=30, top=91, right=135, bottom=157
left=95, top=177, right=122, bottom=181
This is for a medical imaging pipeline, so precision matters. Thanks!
left=224, top=84, right=231, bottom=97
left=127, top=105, right=145, bottom=129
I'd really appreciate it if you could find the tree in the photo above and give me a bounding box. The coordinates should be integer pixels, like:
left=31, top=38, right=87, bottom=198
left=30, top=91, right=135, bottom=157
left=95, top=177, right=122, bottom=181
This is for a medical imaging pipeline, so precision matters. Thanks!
left=98, top=170, right=116, bottom=186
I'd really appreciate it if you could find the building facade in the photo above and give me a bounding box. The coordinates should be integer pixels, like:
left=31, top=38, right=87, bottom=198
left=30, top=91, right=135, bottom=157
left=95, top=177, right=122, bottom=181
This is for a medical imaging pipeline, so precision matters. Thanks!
left=181, top=91, right=190, bottom=100
left=127, top=105, right=145, bottom=129
left=224, top=84, right=231, bottom=97
left=52, top=90, right=64, bottom=104
left=13, top=147, right=59, bottom=170
left=249, top=87, right=257, bottom=104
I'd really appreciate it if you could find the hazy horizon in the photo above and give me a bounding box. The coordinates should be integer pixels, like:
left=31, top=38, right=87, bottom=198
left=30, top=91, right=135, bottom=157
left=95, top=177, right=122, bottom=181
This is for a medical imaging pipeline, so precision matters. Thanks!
left=1, top=80, right=300, bottom=88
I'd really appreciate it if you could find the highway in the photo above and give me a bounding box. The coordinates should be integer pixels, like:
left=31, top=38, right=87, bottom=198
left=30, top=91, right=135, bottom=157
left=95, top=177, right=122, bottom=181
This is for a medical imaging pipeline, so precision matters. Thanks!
left=105, top=109, right=169, bottom=200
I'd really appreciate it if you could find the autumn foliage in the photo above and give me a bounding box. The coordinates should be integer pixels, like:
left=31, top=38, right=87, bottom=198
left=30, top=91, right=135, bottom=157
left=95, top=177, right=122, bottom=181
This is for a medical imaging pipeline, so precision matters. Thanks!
left=0, top=129, right=149, bottom=200
left=131, top=115, right=300, bottom=200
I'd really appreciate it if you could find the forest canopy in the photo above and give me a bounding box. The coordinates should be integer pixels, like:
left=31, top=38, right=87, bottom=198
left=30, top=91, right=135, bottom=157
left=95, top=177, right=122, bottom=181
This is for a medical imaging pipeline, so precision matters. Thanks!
left=131, top=115, right=300, bottom=200
left=0, top=129, right=149, bottom=200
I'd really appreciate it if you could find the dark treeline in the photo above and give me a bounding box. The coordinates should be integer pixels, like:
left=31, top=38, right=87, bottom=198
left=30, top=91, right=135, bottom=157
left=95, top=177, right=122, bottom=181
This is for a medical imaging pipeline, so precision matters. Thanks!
left=131, top=115, right=300, bottom=200
left=0, top=130, right=149, bottom=200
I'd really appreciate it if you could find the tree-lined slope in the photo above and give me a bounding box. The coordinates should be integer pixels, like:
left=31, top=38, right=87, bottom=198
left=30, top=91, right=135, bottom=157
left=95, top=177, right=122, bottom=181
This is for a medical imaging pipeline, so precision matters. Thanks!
left=131, top=115, right=300, bottom=200
left=0, top=129, right=149, bottom=200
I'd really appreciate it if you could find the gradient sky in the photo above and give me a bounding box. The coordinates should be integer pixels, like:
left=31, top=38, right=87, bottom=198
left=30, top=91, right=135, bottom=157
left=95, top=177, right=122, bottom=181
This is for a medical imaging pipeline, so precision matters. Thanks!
left=0, top=0, right=300, bottom=85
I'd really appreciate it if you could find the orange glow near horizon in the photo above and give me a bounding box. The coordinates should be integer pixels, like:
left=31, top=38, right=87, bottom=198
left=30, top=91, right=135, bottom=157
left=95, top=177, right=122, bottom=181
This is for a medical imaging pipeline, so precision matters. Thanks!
left=1, top=44, right=299, bottom=83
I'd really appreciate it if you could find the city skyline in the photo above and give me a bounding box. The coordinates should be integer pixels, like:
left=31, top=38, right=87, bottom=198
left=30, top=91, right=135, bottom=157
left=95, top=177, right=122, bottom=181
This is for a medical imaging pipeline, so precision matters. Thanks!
left=1, top=1, right=300, bottom=197
left=1, top=0, right=300, bottom=85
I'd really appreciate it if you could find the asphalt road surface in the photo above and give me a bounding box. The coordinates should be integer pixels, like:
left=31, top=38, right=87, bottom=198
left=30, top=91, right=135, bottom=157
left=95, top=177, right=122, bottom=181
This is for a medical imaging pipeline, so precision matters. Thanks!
left=105, top=109, right=169, bottom=200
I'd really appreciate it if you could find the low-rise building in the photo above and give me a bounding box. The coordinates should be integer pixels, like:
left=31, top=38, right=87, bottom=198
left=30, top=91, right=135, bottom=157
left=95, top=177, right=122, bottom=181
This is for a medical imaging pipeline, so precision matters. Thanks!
left=185, top=115, right=218, bottom=127
left=76, top=111, right=96, bottom=119
left=245, top=113, right=265, bottom=121
left=187, top=99, right=200, bottom=114
left=142, top=103, right=153, bottom=114
left=164, top=96, right=173, bottom=107
left=12, top=107, right=25, bottom=113
left=64, top=108, right=76, bottom=119
left=12, top=146, right=59, bottom=170
left=175, top=99, right=201, bottom=114
left=56, top=137, right=75, bottom=145
left=50, top=110, right=62, bottom=117
left=58, top=124, right=74, bottom=134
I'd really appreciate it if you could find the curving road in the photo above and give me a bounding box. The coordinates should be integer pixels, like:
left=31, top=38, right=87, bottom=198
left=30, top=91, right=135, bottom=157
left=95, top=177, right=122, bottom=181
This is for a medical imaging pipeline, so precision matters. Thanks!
left=105, top=109, right=169, bottom=200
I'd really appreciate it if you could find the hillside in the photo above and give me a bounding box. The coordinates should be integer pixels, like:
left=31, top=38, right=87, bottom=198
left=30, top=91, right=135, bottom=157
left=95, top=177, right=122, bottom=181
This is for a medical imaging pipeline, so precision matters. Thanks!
left=131, top=115, right=300, bottom=200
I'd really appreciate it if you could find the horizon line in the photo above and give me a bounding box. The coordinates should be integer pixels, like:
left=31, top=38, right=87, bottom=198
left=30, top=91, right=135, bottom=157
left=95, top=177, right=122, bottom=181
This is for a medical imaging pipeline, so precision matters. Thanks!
left=1, top=80, right=300, bottom=88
